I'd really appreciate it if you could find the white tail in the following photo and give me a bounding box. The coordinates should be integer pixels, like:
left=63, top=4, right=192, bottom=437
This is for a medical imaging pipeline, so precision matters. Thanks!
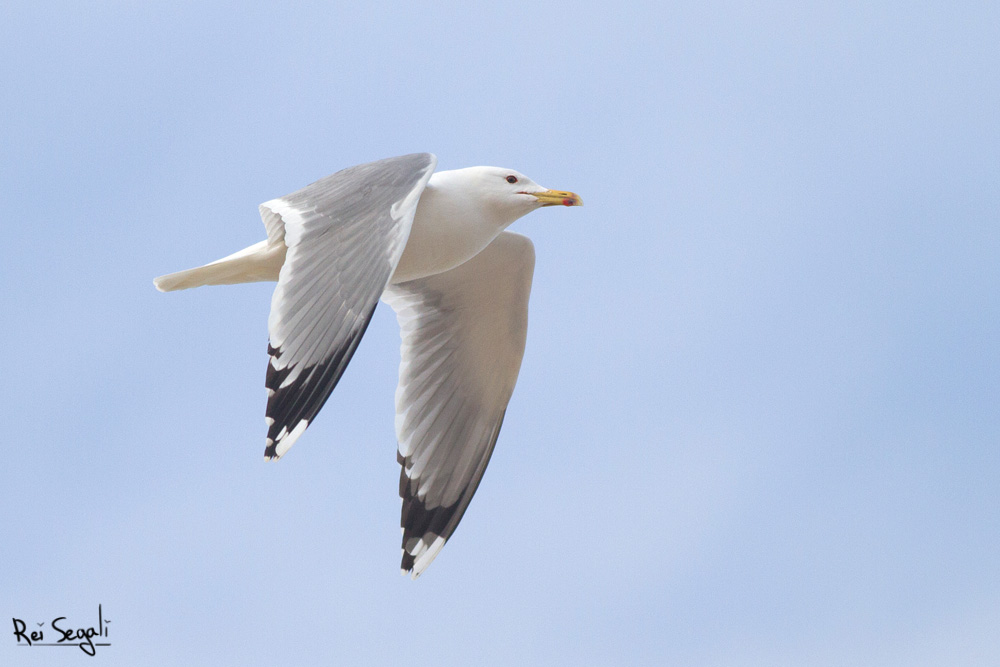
left=153, top=240, right=286, bottom=292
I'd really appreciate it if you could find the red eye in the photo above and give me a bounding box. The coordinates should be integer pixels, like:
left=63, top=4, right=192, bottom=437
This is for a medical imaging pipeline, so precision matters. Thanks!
left=506, top=175, right=518, bottom=184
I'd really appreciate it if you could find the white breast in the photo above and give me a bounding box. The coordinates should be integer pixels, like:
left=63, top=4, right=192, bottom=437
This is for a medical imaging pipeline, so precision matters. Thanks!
left=390, top=177, right=504, bottom=284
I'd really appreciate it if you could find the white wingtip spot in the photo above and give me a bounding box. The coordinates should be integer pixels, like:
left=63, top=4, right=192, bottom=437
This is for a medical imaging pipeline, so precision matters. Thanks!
left=275, top=419, right=309, bottom=458
left=411, top=536, right=447, bottom=578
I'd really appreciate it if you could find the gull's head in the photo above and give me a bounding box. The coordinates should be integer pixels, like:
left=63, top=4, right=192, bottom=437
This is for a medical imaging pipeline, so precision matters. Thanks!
left=430, top=166, right=583, bottom=228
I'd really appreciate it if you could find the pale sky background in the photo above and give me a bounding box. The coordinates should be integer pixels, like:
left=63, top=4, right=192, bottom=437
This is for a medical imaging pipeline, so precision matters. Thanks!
left=3, top=1, right=999, bottom=665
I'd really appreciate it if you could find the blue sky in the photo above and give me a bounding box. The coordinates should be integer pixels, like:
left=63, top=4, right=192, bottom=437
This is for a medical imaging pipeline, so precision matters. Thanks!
left=3, top=1, right=998, bottom=665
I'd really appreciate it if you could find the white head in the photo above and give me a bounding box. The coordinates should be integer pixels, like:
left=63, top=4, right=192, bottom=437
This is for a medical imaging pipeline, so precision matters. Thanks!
left=429, top=166, right=583, bottom=229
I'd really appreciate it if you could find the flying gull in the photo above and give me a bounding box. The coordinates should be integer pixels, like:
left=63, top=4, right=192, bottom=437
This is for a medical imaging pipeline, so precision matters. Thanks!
left=154, top=153, right=582, bottom=578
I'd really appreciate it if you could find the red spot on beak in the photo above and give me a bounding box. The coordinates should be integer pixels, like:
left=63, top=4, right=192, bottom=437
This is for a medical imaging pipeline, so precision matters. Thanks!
left=562, top=198, right=574, bottom=206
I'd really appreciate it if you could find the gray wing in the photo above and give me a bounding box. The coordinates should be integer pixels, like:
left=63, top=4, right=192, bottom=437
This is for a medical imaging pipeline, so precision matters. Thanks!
left=382, top=232, right=535, bottom=578
left=261, top=153, right=437, bottom=459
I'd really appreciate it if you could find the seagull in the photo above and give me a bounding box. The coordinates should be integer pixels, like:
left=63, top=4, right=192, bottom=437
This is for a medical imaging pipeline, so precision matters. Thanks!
left=154, top=153, right=582, bottom=578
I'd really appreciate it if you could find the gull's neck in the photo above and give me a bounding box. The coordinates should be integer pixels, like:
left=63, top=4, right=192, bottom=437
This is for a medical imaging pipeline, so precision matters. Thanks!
left=389, top=173, right=521, bottom=284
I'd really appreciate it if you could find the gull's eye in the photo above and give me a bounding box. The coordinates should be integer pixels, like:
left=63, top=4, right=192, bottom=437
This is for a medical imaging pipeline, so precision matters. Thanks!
left=506, top=175, right=518, bottom=184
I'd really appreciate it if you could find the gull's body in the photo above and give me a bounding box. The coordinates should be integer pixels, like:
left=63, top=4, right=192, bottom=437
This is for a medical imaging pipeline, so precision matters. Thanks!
left=154, top=153, right=581, bottom=577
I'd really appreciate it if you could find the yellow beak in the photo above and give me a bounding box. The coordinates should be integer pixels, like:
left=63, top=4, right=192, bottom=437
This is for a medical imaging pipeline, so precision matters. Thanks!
left=531, top=189, right=584, bottom=207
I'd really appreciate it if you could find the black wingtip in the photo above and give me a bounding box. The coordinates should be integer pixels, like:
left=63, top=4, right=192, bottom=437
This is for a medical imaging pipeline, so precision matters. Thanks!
left=400, top=552, right=415, bottom=573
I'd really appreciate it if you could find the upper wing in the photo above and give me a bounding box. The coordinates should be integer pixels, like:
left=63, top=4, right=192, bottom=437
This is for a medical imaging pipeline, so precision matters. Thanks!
left=382, top=231, right=536, bottom=578
left=261, top=153, right=437, bottom=459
